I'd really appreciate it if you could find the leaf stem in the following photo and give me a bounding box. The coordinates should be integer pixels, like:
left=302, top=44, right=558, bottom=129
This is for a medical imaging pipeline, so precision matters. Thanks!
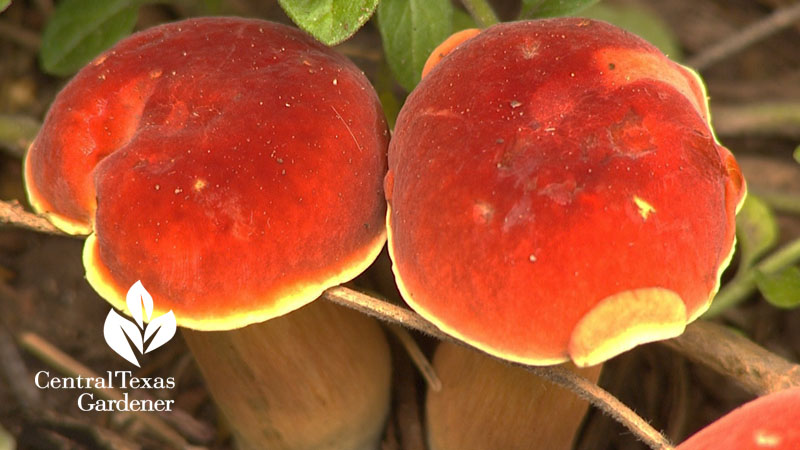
left=711, top=101, right=800, bottom=138
left=460, top=0, right=499, bottom=28
left=705, top=237, right=800, bottom=317
left=0, top=114, right=40, bottom=159
left=752, top=189, right=800, bottom=216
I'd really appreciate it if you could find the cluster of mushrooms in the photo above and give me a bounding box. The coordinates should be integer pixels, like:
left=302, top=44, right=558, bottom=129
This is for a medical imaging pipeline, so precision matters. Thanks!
left=23, top=15, right=789, bottom=450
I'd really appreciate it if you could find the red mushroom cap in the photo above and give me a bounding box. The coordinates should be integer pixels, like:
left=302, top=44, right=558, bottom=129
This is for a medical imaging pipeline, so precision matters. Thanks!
left=677, top=388, right=800, bottom=450
left=385, top=19, right=745, bottom=366
left=25, top=18, right=388, bottom=330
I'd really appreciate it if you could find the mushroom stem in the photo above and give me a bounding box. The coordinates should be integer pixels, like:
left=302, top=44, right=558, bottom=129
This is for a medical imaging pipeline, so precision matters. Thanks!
left=324, top=287, right=675, bottom=450
left=427, top=341, right=602, bottom=450
left=182, top=300, right=392, bottom=450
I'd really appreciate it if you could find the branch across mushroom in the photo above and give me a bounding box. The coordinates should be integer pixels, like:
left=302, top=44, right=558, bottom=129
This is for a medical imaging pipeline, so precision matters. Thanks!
left=385, top=18, right=746, bottom=367
left=25, top=17, right=392, bottom=449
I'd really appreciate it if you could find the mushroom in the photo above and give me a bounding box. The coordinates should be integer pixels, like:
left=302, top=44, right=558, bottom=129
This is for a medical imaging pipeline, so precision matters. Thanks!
left=385, top=18, right=746, bottom=367
left=677, top=388, right=800, bottom=450
left=24, top=17, right=392, bottom=449
left=426, top=342, right=601, bottom=450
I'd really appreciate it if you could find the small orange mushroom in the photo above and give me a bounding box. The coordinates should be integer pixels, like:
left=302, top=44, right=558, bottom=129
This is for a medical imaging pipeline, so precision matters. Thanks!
left=385, top=19, right=745, bottom=367
left=677, top=388, right=800, bottom=450
left=421, top=28, right=481, bottom=79
left=25, top=17, right=392, bottom=449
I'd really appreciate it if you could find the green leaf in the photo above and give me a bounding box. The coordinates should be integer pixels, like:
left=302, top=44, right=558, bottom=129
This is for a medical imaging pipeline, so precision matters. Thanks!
left=521, top=0, right=599, bottom=19
left=0, top=114, right=40, bottom=158
left=39, top=0, right=140, bottom=76
left=578, top=3, right=682, bottom=59
left=0, top=0, right=11, bottom=14
left=205, top=0, right=222, bottom=12
left=453, top=8, right=478, bottom=32
left=277, top=0, right=379, bottom=46
left=200, top=0, right=223, bottom=14
left=736, top=195, right=779, bottom=270
left=377, top=0, right=453, bottom=92
left=793, top=145, right=800, bottom=164
left=755, top=266, right=800, bottom=309
left=375, top=60, right=404, bottom=130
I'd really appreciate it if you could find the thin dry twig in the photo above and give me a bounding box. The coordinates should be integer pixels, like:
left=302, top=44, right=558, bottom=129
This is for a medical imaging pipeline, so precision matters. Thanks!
left=386, top=324, right=442, bottom=392
left=30, top=411, right=141, bottom=450
left=524, top=364, right=674, bottom=450
left=0, top=200, right=73, bottom=237
left=662, top=320, right=800, bottom=396
left=688, top=1, right=800, bottom=70
left=0, top=20, right=42, bottom=51
left=393, top=350, right=426, bottom=450
left=0, top=325, right=41, bottom=411
left=711, top=101, right=800, bottom=138
left=324, top=286, right=443, bottom=337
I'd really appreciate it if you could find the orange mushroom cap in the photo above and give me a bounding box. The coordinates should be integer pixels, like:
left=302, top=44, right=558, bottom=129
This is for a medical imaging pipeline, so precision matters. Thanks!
left=385, top=19, right=745, bottom=367
left=25, top=18, right=388, bottom=330
left=677, top=388, right=800, bottom=450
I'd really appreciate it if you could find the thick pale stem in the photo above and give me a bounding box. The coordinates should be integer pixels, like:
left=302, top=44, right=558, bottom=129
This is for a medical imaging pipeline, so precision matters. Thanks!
left=324, top=287, right=674, bottom=449
left=427, top=341, right=603, bottom=450
left=183, top=300, right=392, bottom=450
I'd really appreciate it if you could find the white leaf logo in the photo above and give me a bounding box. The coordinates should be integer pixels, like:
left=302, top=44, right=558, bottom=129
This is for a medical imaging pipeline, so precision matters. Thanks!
left=104, top=310, right=143, bottom=366
left=127, top=280, right=153, bottom=329
left=103, top=281, right=177, bottom=367
left=144, top=311, right=176, bottom=353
